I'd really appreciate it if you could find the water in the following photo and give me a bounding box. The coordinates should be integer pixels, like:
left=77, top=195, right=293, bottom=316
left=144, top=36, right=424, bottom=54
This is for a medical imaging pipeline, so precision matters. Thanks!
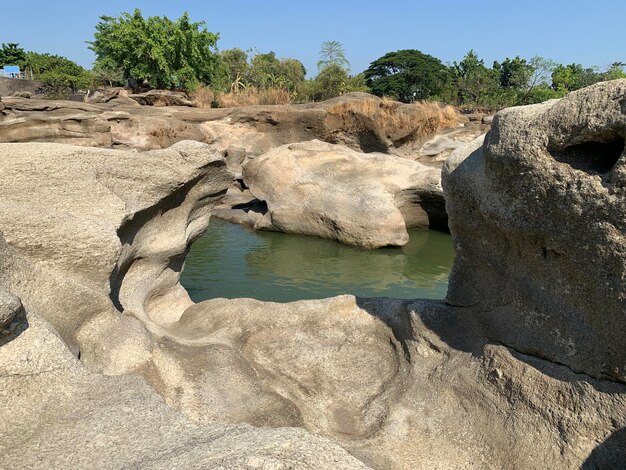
left=181, top=218, right=455, bottom=303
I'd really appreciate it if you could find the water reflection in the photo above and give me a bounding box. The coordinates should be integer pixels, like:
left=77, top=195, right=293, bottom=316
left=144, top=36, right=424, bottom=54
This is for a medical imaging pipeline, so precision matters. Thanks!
left=181, top=218, right=454, bottom=303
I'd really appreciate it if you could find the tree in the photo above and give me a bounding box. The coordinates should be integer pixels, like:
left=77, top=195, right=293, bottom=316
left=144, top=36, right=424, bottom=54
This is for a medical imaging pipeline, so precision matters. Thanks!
left=450, top=50, right=499, bottom=105
left=494, top=56, right=532, bottom=89
left=604, top=62, right=626, bottom=80
left=311, top=63, right=349, bottom=100
left=364, top=49, right=448, bottom=102
left=221, top=48, right=249, bottom=90
left=91, top=62, right=124, bottom=88
left=89, top=9, right=225, bottom=91
left=0, top=43, right=26, bottom=66
left=248, top=51, right=281, bottom=89
left=25, top=52, right=91, bottom=93
left=551, top=63, right=602, bottom=92
left=318, top=40, right=349, bottom=71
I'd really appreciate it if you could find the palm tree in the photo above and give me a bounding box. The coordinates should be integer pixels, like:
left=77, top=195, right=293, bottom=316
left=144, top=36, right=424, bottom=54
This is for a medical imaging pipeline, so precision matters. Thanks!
left=317, top=40, right=349, bottom=71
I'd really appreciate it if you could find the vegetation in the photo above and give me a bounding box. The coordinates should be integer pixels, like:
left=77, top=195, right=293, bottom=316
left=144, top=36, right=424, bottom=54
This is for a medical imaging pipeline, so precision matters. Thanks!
left=363, top=48, right=625, bottom=109
left=317, top=40, right=350, bottom=71
left=0, top=43, right=27, bottom=66
left=3, top=9, right=625, bottom=109
left=363, top=49, right=448, bottom=102
left=89, top=9, right=225, bottom=91
left=0, top=43, right=91, bottom=96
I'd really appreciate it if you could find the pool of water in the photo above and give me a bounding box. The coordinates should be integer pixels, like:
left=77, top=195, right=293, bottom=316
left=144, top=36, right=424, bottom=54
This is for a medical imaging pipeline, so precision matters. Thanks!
left=181, top=218, right=455, bottom=303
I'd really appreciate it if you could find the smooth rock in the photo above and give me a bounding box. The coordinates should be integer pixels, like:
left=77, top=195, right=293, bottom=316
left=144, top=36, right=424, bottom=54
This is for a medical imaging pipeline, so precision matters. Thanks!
left=240, top=140, right=447, bottom=248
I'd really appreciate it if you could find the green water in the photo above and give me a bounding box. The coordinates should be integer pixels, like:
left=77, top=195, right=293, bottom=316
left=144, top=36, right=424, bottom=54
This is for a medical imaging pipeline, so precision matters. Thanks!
left=181, top=218, right=455, bottom=303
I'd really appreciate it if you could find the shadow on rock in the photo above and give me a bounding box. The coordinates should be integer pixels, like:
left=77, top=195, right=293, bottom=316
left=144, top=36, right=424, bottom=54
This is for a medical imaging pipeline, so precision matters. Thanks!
left=581, top=427, right=626, bottom=470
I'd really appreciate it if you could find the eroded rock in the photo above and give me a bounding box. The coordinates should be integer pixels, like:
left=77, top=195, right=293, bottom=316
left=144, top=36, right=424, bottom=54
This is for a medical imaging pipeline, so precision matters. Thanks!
left=443, top=79, right=626, bottom=382
left=226, top=140, right=446, bottom=248
left=1, top=82, right=625, bottom=470
left=0, top=289, right=22, bottom=329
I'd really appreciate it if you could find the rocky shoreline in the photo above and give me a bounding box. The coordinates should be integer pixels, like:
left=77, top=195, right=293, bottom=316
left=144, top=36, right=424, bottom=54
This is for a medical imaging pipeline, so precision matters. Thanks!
left=0, top=82, right=625, bottom=469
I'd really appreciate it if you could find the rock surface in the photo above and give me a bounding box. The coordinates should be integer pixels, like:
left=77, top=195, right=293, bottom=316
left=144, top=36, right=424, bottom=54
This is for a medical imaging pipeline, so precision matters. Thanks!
left=0, top=93, right=460, bottom=156
left=130, top=89, right=196, bottom=107
left=0, top=289, right=22, bottom=329
left=1, top=82, right=625, bottom=470
left=443, top=80, right=626, bottom=382
left=220, top=140, right=447, bottom=248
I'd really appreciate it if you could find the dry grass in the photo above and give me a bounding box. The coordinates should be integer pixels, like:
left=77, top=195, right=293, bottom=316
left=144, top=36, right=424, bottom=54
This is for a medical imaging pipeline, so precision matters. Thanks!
left=190, top=85, right=216, bottom=109
left=327, top=96, right=460, bottom=142
left=215, top=86, right=292, bottom=108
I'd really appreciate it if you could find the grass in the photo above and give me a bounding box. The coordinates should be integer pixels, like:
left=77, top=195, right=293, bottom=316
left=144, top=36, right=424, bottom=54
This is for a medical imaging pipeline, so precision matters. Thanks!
left=191, top=85, right=292, bottom=108
left=326, top=96, right=460, bottom=142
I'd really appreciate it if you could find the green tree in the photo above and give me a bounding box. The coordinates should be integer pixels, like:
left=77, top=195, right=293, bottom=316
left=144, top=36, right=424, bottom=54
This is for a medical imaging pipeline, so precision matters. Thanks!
left=345, top=73, right=370, bottom=93
left=89, top=9, right=225, bottom=91
left=551, top=63, right=602, bottom=92
left=311, top=63, right=349, bottom=100
left=451, top=50, right=499, bottom=105
left=364, top=49, right=449, bottom=102
left=318, top=40, right=349, bottom=71
left=90, top=62, right=124, bottom=87
left=0, top=43, right=26, bottom=66
left=221, top=48, right=249, bottom=89
left=494, top=56, right=532, bottom=89
left=603, top=62, right=626, bottom=80
left=25, top=52, right=91, bottom=93
left=248, top=51, right=281, bottom=89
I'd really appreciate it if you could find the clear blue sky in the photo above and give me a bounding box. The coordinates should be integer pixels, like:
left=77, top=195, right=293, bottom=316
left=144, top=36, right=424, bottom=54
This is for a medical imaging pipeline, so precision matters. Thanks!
left=2, top=0, right=624, bottom=76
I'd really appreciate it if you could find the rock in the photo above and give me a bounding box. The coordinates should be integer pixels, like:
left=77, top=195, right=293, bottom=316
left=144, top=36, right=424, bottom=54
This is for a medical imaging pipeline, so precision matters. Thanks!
left=2, top=82, right=626, bottom=469
left=481, top=114, right=494, bottom=124
left=0, top=289, right=22, bottom=329
left=238, top=140, right=447, bottom=248
left=224, top=145, right=247, bottom=172
left=0, top=311, right=368, bottom=470
left=0, top=140, right=233, bottom=343
left=443, top=79, right=626, bottom=382
left=0, top=93, right=459, bottom=156
left=130, top=90, right=195, bottom=107
left=10, top=90, right=31, bottom=98
left=0, top=110, right=625, bottom=468
left=416, top=122, right=488, bottom=165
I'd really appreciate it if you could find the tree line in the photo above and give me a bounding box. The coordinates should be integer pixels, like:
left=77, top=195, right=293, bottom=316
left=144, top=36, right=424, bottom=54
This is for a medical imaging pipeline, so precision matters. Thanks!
left=2, top=9, right=624, bottom=108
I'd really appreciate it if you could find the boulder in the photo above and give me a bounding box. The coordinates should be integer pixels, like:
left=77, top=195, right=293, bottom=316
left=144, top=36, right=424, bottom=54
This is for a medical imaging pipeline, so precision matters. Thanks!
left=10, top=90, right=32, bottom=99
left=237, top=140, right=446, bottom=248
left=443, top=79, right=626, bottom=382
left=130, top=90, right=195, bottom=107
left=0, top=289, right=22, bottom=329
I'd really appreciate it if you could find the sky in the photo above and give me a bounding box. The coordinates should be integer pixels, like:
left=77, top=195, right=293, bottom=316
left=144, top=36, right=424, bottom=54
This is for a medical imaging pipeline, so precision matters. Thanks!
left=1, top=0, right=624, bottom=76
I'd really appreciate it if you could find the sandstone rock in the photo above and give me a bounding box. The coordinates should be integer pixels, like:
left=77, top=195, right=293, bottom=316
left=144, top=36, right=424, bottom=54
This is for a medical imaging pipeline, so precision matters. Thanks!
left=0, top=140, right=233, bottom=344
left=10, top=90, right=32, bottom=98
left=130, top=89, right=195, bottom=107
left=0, top=93, right=459, bottom=157
left=0, top=289, right=22, bottom=329
left=224, top=144, right=247, bottom=172
left=443, top=79, right=626, bottom=382
left=238, top=140, right=446, bottom=248
left=1, top=84, right=625, bottom=470
left=0, top=310, right=369, bottom=470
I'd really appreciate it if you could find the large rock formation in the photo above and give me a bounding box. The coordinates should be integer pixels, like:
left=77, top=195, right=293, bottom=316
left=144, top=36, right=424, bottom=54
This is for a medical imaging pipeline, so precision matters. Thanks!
left=0, top=140, right=368, bottom=469
left=443, top=80, right=626, bottom=382
left=0, top=82, right=625, bottom=469
left=215, top=140, right=446, bottom=248
left=0, top=93, right=461, bottom=157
